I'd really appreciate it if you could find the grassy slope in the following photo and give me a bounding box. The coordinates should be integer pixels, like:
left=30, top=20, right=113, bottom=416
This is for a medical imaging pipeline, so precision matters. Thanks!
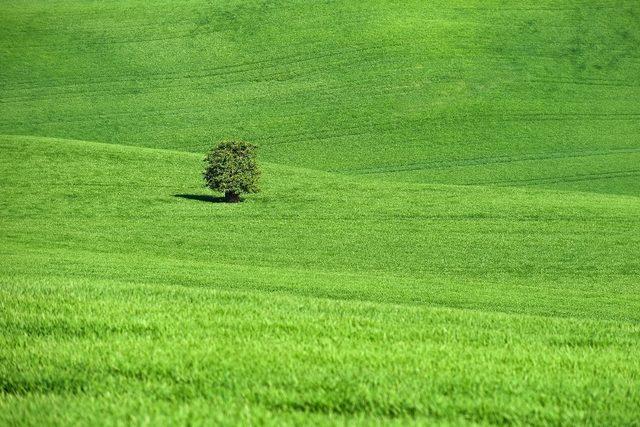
left=1, top=135, right=639, bottom=425
left=1, top=0, right=639, bottom=195
left=1, top=0, right=640, bottom=425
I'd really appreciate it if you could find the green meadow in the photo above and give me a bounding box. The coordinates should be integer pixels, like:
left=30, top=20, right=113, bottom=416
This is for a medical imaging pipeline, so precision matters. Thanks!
left=1, top=1, right=639, bottom=425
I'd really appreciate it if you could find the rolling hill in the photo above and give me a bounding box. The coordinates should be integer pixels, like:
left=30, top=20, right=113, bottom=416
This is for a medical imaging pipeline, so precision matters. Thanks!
left=1, top=0, right=639, bottom=194
left=1, top=0, right=639, bottom=425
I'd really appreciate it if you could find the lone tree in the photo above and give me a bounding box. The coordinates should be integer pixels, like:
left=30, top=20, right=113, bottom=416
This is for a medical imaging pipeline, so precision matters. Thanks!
left=203, top=140, right=260, bottom=203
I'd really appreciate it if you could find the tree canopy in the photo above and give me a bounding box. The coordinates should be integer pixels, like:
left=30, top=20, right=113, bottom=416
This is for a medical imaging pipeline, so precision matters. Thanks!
left=203, top=141, right=260, bottom=202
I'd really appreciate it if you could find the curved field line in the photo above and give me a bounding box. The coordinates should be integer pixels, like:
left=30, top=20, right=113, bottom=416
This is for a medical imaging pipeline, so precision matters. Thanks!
left=337, top=148, right=640, bottom=175
left=474, top=170, right=640, bottom=187
left=3, top=43, right=397, bottom=91
left=527, top=79, right=639, bottom=88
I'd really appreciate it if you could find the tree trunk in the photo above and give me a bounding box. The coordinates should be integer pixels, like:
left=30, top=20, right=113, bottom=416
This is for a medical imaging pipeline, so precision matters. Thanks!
left=224, top=191, right=241, bottom=203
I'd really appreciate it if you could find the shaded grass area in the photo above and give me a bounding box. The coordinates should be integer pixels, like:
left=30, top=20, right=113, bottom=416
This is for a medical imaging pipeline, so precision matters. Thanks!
left=1, top=135, right=639, bottom=424
left=173, top=193, right=227, bottom=203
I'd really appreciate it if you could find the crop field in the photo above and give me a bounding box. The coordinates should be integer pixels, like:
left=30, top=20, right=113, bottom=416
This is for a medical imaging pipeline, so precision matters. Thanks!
left=1, top=0, right=640, bottom=425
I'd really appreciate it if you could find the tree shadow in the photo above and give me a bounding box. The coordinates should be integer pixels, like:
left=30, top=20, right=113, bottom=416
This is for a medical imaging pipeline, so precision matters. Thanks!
left=173, top=194, right=227, bottom=203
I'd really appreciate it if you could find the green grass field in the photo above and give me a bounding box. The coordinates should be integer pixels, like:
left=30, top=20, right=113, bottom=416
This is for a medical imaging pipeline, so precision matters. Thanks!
left=1, top=1, right=640, bottom=425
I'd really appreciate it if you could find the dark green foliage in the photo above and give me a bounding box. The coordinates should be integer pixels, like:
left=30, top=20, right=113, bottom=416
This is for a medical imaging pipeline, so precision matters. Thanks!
left=203, top=141, right=260, bottom=202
